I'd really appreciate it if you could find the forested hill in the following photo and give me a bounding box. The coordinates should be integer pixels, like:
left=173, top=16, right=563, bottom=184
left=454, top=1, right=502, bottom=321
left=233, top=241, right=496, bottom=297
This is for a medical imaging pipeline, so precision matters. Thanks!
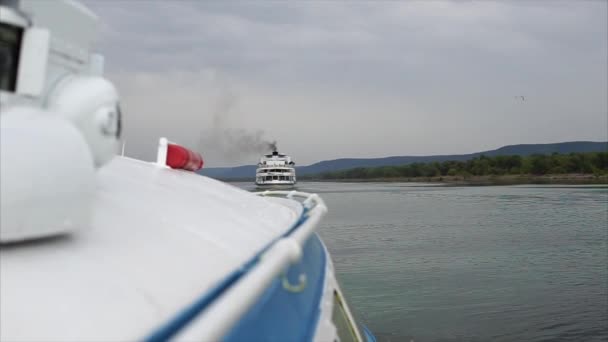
left=310, top=152, right=608, bottom=180
left=198, top=141, right=608, bottom=180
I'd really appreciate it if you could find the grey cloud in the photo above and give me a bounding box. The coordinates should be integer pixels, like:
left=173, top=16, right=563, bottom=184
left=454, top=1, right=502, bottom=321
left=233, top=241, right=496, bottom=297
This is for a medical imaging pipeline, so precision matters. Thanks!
left=82, top=0, right=607, bottom=166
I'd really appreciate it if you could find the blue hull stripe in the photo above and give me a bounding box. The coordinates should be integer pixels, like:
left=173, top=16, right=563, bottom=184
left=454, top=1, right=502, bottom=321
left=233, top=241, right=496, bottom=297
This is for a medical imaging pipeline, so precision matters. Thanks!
left=144, top=206, right=311, bottom=342
left=223, top=233, right=327, bottom=342
left=362, top=324, right=378, bottom=342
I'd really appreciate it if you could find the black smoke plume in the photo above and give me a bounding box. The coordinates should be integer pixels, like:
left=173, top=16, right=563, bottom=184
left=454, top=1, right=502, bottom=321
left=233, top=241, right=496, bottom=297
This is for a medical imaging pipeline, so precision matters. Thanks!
left=198, top=89, right=277, bottom=162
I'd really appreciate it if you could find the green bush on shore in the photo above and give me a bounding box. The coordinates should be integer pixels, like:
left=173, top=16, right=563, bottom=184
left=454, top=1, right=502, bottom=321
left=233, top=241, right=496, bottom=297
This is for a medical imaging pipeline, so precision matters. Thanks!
left=311, top=152, right=608, bottom=180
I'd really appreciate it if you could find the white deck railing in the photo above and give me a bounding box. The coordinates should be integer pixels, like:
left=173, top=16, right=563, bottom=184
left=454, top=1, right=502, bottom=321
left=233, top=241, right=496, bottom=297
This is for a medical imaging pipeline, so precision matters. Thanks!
left=174, top=191, right=327, bottom=341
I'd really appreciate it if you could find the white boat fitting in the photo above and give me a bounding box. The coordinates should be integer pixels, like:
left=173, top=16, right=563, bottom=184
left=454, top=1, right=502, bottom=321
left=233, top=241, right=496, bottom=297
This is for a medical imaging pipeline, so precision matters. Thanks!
left=256, top=151, right=297, bottom=187
left=0, top=0, right=377, bottom=341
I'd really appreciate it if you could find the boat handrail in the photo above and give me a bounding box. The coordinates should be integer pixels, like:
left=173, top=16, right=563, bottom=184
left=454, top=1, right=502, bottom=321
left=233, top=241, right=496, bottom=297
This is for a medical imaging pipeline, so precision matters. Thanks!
left=156, top=191, right=327, bottom=341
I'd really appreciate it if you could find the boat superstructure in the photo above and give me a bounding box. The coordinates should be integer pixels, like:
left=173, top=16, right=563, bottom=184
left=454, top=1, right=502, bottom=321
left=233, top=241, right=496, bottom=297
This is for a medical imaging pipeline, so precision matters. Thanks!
left=256, top=150, right=297, bottom=187
left=0, top=1, right=376, bottom=341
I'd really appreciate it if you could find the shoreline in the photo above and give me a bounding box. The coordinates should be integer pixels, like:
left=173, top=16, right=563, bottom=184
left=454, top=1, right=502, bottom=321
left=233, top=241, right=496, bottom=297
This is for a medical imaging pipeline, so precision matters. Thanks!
left=299, top=174, right=608, bottom=185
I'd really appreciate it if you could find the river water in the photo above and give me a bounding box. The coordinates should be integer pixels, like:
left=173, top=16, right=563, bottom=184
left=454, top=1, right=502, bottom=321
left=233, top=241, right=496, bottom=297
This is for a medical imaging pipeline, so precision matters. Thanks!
left=237, top=182, right=608, bottom=341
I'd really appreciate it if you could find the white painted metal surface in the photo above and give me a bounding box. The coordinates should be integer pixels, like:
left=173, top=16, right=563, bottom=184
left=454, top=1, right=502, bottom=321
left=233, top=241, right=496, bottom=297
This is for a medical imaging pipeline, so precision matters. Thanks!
left=156, top=137, right=170, bottom=167
left=176, top=191, right=327, bottom=341
left=21, top=0, right=99, bottom=66
left=0, top=0, right=121, bottom=242
left=0, top=157, right=304, bottom=341
left=0, top=108, right=96, bottom=242
left=0, top=5, right=27, bottom=28
left=47, top=75, right=120, bottom=167
left=15, top=27, right=50, bottom=96
left=315, top=246, right=341, bottom=342
left=314, top=243, right=365, bottom=342
left=89, top=53, right=104, bottom=76
left=0, top=0, right=106, bottom=108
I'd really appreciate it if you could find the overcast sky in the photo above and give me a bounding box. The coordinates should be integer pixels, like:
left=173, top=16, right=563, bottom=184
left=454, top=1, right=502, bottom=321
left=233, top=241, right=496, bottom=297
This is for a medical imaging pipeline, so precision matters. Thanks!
left=84, top=0, right=608, bottom=167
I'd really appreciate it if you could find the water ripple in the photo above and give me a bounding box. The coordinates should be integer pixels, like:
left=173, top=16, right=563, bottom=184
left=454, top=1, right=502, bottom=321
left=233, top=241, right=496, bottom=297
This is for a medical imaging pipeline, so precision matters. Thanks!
left=313, top=183, right=608, bottom=342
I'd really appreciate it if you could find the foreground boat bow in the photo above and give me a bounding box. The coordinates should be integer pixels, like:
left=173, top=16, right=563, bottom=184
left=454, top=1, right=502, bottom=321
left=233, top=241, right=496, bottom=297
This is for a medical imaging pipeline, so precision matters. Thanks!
left=0, top=0, right=376, bottom=341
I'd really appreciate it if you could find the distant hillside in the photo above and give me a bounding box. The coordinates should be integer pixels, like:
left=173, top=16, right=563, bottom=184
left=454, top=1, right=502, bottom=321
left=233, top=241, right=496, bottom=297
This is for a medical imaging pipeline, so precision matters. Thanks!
left=198, top=141, right=608, bottom=180
left=199, top=165, right=258, bottom=179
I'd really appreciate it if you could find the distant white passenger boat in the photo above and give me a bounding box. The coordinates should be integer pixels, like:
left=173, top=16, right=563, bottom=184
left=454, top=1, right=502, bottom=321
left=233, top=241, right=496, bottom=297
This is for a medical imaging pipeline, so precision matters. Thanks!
left=255, top=150, right=297, bottom=187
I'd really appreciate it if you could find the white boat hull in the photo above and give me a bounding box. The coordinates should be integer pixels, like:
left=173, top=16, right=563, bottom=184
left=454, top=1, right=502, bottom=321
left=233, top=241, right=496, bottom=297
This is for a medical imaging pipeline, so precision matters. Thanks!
left=255, top=180, right=296, bottom=188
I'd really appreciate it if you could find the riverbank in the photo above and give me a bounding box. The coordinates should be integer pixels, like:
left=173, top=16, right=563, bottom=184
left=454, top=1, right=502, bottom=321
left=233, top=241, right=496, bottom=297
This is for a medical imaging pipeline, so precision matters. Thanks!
left=301, top=174, right=608, bottom=185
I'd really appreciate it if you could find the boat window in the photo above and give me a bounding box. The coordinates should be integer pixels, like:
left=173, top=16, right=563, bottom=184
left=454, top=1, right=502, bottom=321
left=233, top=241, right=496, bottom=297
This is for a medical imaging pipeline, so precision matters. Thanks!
left=265, top=176, right=271, bottom=181
left=332, top=291, right=359, bottom=342
left=0, top=22, right=22, bottom=92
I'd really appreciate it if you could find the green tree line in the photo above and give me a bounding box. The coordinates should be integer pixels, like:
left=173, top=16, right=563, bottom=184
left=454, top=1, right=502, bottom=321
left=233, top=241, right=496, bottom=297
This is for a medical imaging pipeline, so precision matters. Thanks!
left=312, top=152, right=608, bottom=180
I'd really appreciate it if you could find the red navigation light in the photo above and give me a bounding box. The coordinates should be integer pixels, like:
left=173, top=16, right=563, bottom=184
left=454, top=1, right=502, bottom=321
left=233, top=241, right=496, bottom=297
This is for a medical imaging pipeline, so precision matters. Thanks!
left=165, top=143, right=204, bottom=171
